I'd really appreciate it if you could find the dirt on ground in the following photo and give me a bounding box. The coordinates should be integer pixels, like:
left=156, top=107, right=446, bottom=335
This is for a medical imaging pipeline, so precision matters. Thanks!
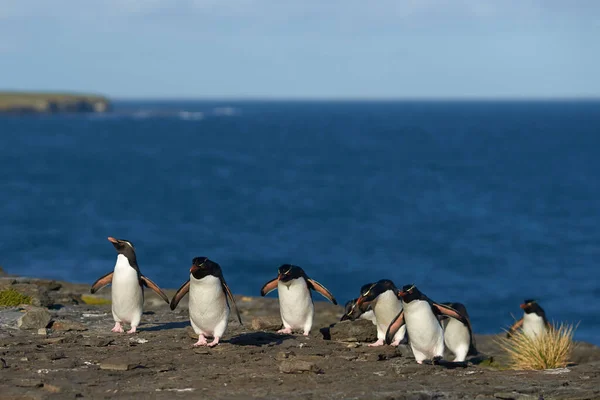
left=1, top=276, right=599, bottom=400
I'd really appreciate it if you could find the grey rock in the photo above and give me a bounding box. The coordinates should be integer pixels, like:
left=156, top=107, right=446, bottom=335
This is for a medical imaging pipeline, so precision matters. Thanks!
left=324, top=319, right=378, bottom=342
left=251, top=316, right=282, bottom=331
left=50, top=319, right=88, bottom=331
left=17, top=306, right=51, bottom=330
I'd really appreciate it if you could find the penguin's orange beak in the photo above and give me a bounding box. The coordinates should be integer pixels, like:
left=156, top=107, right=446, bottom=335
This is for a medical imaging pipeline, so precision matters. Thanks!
left=355, top=296, right=366, bottom=307
left=107, top=237, right=118, bottom=244
left=190, top=265, right=198, bottom=273
left=398, top=290, right=407, bottom=298
left=520, top=303, right=527, bottom=309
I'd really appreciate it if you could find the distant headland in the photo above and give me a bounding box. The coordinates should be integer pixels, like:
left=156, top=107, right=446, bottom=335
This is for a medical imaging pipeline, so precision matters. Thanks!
left=0, top=91, right=111, bottom=114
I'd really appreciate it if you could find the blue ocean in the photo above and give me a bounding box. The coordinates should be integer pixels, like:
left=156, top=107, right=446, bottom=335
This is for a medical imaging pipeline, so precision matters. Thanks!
left=1, top=100, right=599, bottom=344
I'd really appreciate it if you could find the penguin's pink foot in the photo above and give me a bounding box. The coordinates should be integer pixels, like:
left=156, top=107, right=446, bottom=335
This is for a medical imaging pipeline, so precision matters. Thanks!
left=126, top=326, right=137, bottom=334
left=193, top=335, right=208, bottom=347
left=417, top=360, right=424, bottom=365
left=368, top=339, right=385, bottom=347
left=390, top=339, right=400, bottom=346
left=277, top=327, right=293, bottom=334
left=302, top=331, right=310, bottom=336
left=111, top=322, right=124, bottom=333
left=207, top=337, right=220, bottom=347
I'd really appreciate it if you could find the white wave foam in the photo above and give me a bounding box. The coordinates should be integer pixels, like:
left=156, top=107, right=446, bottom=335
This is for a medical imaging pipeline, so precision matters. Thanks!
left=178, top=111, right=204, bottom=120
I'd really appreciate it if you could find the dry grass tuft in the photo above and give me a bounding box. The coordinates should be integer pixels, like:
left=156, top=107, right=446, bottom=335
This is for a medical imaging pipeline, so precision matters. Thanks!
left=496, top=322, right=577, bottom=370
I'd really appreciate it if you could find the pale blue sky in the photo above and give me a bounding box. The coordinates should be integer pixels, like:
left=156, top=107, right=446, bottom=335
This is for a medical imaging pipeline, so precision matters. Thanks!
left=1, top=0, right=598, bottom=99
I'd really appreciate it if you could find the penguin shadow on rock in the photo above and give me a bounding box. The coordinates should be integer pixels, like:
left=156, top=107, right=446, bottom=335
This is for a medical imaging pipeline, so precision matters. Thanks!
left=90, top=237, right=170, bottom=334
left=142, top=320, right=191, bottom=332
left=260, top=264, right=338, bottom=336
left=228, top=331, right=295, bottom=347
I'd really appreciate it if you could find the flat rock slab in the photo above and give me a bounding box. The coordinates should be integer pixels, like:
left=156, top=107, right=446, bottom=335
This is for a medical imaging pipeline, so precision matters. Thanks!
left=100, top=358, right=142, bottom=371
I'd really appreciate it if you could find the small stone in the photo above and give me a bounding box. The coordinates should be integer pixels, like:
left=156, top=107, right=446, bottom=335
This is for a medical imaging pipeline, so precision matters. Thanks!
left=43, top=383, right=62, bottom=393
left=251, top=317, right=282, bottom=331
left=43, top=337, right=65, bottom=344
left=279, top=360, right=322, bottom=374
left=100, top=358, right=140, bottom=371
left=17, top=306, right=51, bottom=330
left=1, top=358, right=7, bottom=368
left=20, top=357, right=28, bottom=362
left=50, top=320, right=88, bottom=331
left=275, top=351, right=294, bottom=361
left=95, top=338, right=114, bottom=347
left=38, top=328, right=48, bottom=335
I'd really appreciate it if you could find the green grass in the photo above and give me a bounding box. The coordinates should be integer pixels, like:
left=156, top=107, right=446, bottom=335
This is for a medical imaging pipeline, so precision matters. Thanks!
left=81, top=295, right=111, bottom=305
left=0, top=288, right=32, bottom=306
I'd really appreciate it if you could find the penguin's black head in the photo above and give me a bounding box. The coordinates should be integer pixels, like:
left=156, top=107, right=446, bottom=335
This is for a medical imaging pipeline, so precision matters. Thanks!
left=356, top=279, right=397, bottom=305
left=397, top=284, right=423, bottom=303
left=341, top=298, right=359, bottom=321
left=520, top=299, right=545, bottom=316
left=190, top=257, right=221, bottom=280
left=107, top=237, right=136, bottom=259
left=277, top=264, right=304, bottom=283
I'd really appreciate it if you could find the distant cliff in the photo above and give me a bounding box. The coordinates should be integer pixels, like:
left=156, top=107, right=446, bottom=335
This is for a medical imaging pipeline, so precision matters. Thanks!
left=0, top=91, right=111, bottom=114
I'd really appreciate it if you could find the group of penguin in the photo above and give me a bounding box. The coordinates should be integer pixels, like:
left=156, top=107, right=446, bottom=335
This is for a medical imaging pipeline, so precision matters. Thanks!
left=91, top=237, right=551, bottom=364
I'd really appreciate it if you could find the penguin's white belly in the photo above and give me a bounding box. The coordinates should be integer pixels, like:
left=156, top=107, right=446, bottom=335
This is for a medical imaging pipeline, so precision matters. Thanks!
left=523, top=313, right=547, bottom=339
left=405, top=300, right=444, bottom=361
left=443, top=318, right=470, bottom=362
left=278, top=279, right=313, bottom=329
left=373, top=290, right=405, bottom=341
left=359, top=310, right=377, bottom=325
left=111, top=255, right=143, bottom=325
left=189, top=275, right=229, bottom=337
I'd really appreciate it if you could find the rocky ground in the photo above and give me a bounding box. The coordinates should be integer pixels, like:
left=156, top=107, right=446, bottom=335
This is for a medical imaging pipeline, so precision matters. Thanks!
left=1, top=273, right=599, bottom=400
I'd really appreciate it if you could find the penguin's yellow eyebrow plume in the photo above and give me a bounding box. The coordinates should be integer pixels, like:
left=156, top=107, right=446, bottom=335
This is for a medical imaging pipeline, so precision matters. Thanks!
left=363, top=283, right=376, bottom=296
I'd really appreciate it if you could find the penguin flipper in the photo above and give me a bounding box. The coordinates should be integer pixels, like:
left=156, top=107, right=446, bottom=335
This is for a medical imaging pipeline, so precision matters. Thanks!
left=307, top=279, right=337, bottom=305
left=507, top=318, right=524, bottom=338
left=170, top=280, right=190, bottom=310
left=260, top=278, right=279, bottom=296
left=90, top=272, right=113, bottom=294
left=385, top=310, right=405, bottom=345
left=222, top=281, right=243, bottom=325
left=140, top=276, right=170, bottom=304
left=432, top=302, right=469, bottom=325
